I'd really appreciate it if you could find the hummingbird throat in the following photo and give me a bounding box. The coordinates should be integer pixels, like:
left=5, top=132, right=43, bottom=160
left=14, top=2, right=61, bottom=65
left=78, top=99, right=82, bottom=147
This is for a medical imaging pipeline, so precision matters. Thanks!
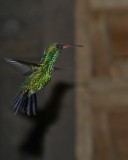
left=40, top=50, right=61, bottom=70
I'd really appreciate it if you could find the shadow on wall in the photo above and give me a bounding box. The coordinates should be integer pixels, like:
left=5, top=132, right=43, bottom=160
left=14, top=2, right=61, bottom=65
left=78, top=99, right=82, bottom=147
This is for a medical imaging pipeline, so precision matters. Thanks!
left=18, top=82, right=73, bottom=157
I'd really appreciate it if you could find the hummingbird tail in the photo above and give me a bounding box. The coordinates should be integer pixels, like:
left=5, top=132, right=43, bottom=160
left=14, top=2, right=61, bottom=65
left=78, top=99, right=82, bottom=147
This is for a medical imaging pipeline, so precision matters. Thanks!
left=13, top=93, right=37, bottom=116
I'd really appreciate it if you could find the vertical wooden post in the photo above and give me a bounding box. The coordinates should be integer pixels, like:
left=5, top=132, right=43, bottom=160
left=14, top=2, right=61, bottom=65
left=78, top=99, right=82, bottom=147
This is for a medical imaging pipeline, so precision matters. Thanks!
left=74, top=0, right=93, bottom=160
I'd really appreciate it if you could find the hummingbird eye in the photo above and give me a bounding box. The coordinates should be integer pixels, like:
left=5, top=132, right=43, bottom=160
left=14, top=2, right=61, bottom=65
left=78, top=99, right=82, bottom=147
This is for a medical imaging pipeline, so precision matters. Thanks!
left=56, top=44, right=62, bottom=49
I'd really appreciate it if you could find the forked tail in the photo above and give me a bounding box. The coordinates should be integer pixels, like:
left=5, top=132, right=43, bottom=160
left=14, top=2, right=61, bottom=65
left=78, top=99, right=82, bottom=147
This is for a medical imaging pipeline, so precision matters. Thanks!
left=13, top=93, right=37, bottom=115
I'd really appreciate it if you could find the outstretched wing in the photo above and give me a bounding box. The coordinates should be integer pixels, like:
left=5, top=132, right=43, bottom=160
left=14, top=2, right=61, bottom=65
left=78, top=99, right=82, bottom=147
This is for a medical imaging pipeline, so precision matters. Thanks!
left=4, top=58, right=38, bottom=76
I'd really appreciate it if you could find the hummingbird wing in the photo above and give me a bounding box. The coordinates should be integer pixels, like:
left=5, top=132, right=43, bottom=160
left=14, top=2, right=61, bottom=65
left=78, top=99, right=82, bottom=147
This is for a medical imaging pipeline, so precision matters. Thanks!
left=4, top=58, right=38, bottom=76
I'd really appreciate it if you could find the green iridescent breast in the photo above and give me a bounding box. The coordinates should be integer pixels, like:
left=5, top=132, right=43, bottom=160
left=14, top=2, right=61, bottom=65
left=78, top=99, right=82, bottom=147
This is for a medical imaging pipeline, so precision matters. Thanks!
left=20, top=68, right=52, bottom=94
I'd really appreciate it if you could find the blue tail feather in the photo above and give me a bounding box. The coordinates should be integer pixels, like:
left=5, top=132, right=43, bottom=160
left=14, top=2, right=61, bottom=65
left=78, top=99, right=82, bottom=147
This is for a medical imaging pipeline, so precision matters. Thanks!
left=12, top=93, right=37, bottom=115
left=31, top=94, right=37, bottom=115
left=26, top=96, right=32, bottom=116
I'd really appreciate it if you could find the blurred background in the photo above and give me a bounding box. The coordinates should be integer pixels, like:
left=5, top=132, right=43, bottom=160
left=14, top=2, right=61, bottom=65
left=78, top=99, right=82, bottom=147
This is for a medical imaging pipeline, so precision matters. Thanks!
left=0, top=0, right=74, bottom=160
left=1, top=0, right=128, bottom=160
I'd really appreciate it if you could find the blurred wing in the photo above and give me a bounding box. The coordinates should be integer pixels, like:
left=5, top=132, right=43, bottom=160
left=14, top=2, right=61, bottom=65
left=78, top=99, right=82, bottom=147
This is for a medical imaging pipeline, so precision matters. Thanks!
left=5, top=58, right=38, bottom=76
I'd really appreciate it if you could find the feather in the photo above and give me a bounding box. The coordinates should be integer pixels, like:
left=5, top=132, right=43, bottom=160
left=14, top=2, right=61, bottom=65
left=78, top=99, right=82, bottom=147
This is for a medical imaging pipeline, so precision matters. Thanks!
left=27, top=96, right=32, bottom=116
left=31, top=94, right=37, bottom=115
left=13, top=94, right=24, bottom=114
left=4, top=58, right=38, bottom=76
left=13, top=93, right=37, bottom=115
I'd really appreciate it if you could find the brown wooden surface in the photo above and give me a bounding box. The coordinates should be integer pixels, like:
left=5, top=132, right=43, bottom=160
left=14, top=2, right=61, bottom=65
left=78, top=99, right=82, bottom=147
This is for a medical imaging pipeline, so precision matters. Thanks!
left=90, top=0, right=128, bottom=10
left=75, top=0, right=128, bottom=160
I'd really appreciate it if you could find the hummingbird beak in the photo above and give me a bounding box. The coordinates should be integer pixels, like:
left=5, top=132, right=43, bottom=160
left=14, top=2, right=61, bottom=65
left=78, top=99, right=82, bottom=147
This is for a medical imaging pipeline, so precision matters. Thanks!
left=62, top=44, right=83, bottom=49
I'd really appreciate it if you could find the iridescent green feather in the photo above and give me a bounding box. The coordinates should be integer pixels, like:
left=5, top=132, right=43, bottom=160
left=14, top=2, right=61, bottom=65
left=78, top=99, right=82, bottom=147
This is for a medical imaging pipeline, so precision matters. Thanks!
left=20, top=43, right=62, bottom=95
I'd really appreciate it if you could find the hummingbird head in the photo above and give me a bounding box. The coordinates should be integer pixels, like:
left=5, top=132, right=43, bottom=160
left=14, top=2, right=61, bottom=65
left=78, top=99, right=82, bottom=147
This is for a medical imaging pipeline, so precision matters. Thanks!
left=46, top=42, right=83, bottom=52
left=41, top=43, right=83, bottom=64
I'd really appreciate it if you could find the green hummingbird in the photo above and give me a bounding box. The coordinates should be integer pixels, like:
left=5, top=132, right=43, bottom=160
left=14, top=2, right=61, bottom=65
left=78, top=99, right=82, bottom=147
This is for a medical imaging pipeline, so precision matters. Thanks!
left=5, top=42, right=82, bottom=116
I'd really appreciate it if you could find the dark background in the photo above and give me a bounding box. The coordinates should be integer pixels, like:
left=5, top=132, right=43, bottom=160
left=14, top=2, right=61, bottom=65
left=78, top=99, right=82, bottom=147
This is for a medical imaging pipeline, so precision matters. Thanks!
left=0, top=0, right=75, bottom=159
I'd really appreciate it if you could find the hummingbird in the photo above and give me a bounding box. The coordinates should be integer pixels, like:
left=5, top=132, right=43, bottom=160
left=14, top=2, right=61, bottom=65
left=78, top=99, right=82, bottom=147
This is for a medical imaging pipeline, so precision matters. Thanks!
left=5, top=42, right=82, bottom=116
